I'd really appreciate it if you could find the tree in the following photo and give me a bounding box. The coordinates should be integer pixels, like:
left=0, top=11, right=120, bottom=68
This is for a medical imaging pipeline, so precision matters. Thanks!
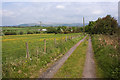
left=57, top=26, right=62, bottom=33
left=85, top=15, right=118, bottom=35
left=85, top=21, right=96, bottom=34
left=61, top=26, right=67, bottom=32
left=46, top=27, right=57, bottom=34
left=72, top=27, right=76, bottom=33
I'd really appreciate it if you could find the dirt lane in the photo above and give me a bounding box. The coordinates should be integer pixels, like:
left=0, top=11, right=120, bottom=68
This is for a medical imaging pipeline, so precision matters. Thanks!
left=39, top=35, right=87, bottom=78
left=82, top=37, right=96, bottom=78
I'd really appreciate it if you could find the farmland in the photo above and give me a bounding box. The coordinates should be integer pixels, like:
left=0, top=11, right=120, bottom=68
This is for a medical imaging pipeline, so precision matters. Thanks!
left=1, top=15, right=120, bottom=79
left=2, top=33, right=85, bottom=78
left=2, top=33, right=119, bottom=78
left=1, top=27, right=46, bottom=35
left=1, top=26, right=83, bottom=35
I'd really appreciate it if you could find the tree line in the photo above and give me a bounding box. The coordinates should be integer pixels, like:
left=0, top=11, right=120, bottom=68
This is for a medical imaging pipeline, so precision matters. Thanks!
left=1, top=15, right=119, bottom=35
left=1, top=26, right=84, bottom=36
left=85, top=15, right=118, bottom=35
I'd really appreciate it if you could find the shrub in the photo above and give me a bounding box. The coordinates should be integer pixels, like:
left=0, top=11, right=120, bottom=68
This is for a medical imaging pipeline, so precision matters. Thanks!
left=4, top=32, right=17, bottom=35
left=46, top=27, right=58, bottom=34
left=35, top=31, right=40, bottom=34
left=85, top=15, right=118, bottom=35
left=19, top=31, right=24, bottom=35
left=0, top=32, right=4, bottom=36
left=91, top=35, right=119, bottom=78
left=27, top=31, right=33, bottom=34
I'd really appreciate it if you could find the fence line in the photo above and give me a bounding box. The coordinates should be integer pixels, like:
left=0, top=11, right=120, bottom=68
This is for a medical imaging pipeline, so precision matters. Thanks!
left=26, top=42, right=29, bottom=59
left=25, top=34, right=82, bottom=59
left=44, top=39, right=46, bottom=53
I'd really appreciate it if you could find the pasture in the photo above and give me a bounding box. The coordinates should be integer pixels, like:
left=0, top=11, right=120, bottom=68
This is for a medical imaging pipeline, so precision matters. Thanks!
left=2, top=33, right=85, bottom=78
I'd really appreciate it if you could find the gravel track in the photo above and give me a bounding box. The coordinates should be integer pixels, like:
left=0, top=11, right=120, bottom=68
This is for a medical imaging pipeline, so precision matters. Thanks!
left=82, top=37, right=96, bottom=78
left=39, top=35, right=87, bottom=78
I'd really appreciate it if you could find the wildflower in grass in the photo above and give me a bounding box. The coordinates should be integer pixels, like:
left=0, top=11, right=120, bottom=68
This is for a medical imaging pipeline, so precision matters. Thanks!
left=30, top=58, right=32, bottom=61
left=114, top=45, right=117, bottom=49
left=3, top=39, right=16, bottom=42
left=18, top=70, right=22, bottom=74
left=13, top=67, right=15, bottom=70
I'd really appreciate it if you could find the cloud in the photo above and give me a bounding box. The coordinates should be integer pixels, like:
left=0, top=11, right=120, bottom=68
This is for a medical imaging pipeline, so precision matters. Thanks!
left=92, top=10, right=103, bottom=15
left=0, top=10, right=2, bottom=15
left=2, top=2, right=118, bottom=26
left=3, top=10, right=16, bottom=17
left=56, top=5, right=65, bottom=9
left=0, top=10, right=2, bottom=26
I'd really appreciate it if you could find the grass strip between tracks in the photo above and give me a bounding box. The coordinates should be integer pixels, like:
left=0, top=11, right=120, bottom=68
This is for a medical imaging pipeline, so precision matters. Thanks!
left=54, top=36, right=89, bottom=78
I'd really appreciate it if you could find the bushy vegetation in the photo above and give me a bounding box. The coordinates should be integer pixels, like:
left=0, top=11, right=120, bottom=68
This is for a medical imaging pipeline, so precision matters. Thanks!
left=27, top=31, right=34, bottom=34
left=19, top=31, right=24, bottom=35
left=85, top=15, right=119, bottom=78
left=85, top=15, right=118, bottom=35
left=2, top=25, right=84, bottom=35
left=4, top=31, right=17, bottom=35
left=46, top=26, right=83, bottom=34
left=91, top=35, right=119, bottom=78
left=46, top=27, right=58, bottom=34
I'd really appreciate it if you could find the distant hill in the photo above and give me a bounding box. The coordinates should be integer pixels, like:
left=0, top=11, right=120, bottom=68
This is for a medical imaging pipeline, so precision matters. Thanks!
left=18, top=23, right=88, bottom=27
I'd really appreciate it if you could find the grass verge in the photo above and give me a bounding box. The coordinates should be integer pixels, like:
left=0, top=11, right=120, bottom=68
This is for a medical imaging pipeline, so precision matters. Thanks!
left=91, top=34, right=119, bottom=78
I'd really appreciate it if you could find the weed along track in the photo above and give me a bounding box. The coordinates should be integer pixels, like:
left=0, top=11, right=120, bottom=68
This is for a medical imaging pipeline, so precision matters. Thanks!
left=82, top=37, right=96, bottom=78
left=39, top=35, right=87, bottom=78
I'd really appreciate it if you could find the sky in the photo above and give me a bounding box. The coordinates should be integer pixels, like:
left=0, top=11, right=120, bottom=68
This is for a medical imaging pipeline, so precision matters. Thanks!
left=1, top=1, right=119, bottom=26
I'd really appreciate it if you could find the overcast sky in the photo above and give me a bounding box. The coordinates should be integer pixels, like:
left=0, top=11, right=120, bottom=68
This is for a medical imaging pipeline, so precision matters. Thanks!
left=1, top=2, right=118, bottom=26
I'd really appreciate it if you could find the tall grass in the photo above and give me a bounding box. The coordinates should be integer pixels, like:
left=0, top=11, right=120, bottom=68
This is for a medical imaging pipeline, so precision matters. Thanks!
left=91, top=34, right=119, bottom=78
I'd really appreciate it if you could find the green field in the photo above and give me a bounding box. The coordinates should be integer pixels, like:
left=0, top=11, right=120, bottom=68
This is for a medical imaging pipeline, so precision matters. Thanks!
left=2, top=27, right=45, bottom=35
left=2, top=33, right=85, bottom=78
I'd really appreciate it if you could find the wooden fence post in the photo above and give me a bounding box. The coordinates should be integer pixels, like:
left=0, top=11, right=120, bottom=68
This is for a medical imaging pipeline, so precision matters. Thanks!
left=65, top=36, right=67, bottom=42
left=26, top=42, right=29, bottom=59
left=44, top=39, right=46, bottom=53
left=54, top=38, right=56, bottom=45
left=61, top=37, right=63, bottom=43
left=36, top=47, right=38, bottom=58
left=69, top=36, right=71, bottom=40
